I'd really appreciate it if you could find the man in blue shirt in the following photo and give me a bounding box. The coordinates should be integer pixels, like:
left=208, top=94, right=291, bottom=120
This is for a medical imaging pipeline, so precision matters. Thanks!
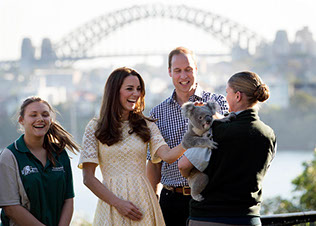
left=146, top=46, right=228, bottom=225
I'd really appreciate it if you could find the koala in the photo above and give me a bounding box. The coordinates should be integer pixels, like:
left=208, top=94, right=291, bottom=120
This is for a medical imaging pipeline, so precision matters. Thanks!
left=181, top=101, right=236, bottom=201
left=181, top=101, right=218, bottom=150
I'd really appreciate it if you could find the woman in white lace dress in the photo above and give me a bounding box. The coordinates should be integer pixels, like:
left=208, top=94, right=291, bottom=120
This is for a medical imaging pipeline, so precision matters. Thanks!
left=78, top=67, right=186, bottom=225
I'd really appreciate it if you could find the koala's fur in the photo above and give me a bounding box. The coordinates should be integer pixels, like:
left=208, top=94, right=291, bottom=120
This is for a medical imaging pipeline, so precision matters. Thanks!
left=182, top=101, right=218, bottom=150
left=181, top=101, right=236, bottom=201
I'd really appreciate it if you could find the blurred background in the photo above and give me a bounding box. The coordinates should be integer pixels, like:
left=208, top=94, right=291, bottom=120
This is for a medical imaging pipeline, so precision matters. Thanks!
left=1, top=0, right=316, bottom=224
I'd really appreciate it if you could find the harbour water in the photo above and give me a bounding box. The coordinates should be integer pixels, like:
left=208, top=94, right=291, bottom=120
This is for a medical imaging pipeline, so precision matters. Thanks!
left=70, top=149, right=315, bottom=222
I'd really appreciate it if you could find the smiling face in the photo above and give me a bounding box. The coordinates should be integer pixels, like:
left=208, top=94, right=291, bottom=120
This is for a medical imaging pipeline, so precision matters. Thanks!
left=169, top=53, right=197, bottom=96
left=119, top=75, right=141, bottom=120
left=19, top=101, right=52, bottom=139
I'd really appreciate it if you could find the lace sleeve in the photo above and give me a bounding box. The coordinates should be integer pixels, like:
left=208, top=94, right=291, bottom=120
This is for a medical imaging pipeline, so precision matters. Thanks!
left=78, top=120, right=99, bottom=169
left=148, top=121, right=167, bottom=163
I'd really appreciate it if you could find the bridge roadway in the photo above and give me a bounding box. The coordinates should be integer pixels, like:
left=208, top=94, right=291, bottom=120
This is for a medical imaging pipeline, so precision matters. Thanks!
left=0, top=3, right=265, bottom=71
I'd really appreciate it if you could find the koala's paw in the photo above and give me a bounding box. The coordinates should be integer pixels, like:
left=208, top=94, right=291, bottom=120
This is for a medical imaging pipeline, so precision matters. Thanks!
left=192, top=194, right=204, bottom=202
left=181, top=140, right=191, bottom=150
left=208, top=140, right=218, bottom=149
left=219, top=112, right=237, bottom=123
left=228, top=112, right=237, bottom=120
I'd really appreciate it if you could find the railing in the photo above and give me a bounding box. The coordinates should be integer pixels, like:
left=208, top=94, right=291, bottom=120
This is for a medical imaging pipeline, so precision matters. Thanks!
left=261, top=211, right=316, bottom=225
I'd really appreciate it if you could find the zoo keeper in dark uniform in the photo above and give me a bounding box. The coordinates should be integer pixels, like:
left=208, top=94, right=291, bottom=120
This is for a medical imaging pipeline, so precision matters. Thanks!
left=179, top=71, right=276, bottom=226
left=0, top=97, right=79, bottom=226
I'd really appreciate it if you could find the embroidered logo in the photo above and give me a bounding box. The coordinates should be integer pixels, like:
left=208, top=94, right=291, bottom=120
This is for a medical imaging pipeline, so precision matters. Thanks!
left=52, top=166, right=64, bottom=172
left=21, top=166, right=39, bottom=176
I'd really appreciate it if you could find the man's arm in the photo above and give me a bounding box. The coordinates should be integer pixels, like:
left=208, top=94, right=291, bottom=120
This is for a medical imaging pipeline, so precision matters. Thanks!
left=215, top=94, right=229, bottom=115
left=178, top=155, right=194, bottom=178
left=146, top=161, right=162, bottom=194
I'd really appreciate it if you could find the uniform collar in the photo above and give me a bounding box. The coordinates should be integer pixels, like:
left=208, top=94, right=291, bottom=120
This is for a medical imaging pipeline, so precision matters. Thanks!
left=14, top=134, right=58, bottom=158
left=14, top=134, right=31, bottom=153
left=167, top=85, right=204, bottom=104
left=237, top=108, right=259, bottom=120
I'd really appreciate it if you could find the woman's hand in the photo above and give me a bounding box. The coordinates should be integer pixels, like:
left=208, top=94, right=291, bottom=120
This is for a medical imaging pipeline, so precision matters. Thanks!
left=83, top=163, right=142, bottom=221
left=178, top=155, right=195, bottom=178
left=213, top=112, right=224, bottom=119
left=113, top=199, right=143, bottom=221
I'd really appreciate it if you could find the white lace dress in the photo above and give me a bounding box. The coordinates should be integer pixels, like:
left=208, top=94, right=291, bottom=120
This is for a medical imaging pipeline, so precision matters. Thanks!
left=78, top=119, right=166, bottom=226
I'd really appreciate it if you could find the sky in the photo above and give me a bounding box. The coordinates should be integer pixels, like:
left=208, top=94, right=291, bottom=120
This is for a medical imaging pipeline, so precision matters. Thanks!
left=1, top=0, right=316, bottom=61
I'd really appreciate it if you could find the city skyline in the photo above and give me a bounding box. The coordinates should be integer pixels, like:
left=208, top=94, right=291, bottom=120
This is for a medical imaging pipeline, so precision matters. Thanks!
left=1, top=0, right=316, bottom=61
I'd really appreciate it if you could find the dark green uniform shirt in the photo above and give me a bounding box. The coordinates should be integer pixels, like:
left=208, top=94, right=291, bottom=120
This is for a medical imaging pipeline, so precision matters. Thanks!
left=0, top=135, right=74, bottom=226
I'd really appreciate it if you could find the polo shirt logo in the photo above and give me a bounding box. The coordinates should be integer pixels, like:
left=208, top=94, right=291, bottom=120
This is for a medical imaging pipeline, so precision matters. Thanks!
left=21, top=165, right=39, bottom=176
left=52, top=166, right=64, bottom=172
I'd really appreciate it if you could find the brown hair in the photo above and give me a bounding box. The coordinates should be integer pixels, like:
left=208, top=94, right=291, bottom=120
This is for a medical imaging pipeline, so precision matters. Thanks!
left=95, top=67, right=154, bottom=146
left=19, top=97, right=80, bottom=165
left=228, top=71, right=270, bottom=106
left=168, top=46, right=197, bottom=69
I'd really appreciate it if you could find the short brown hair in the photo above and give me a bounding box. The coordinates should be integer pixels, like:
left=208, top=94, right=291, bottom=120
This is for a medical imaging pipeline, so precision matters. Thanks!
left=168, top=46, right=197, bottom=69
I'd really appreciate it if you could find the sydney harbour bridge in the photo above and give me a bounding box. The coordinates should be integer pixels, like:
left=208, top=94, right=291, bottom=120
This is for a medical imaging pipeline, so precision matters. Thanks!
left=0, top=4, right=266, bottom=71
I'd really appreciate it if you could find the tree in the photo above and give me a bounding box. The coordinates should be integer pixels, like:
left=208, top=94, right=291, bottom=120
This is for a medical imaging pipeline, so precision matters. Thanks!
left=261, top=148, right=316, bottom=214
left=261, top=196, right=302, bottom=215
left=292, top=149, right=316, bottom=209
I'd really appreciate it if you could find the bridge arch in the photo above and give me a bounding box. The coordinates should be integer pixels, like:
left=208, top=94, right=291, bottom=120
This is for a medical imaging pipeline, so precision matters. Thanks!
left=54, top=4, right=265, bottom=59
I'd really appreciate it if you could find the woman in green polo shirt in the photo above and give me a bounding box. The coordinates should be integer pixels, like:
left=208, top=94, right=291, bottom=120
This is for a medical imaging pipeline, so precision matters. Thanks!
left=0, top=97, right=80, bottom=226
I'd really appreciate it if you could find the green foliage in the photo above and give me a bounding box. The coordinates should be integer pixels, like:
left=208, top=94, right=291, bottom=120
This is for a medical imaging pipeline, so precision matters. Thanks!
left=292, top=150, right=316, bottom=210
left=260, top=90, right=316, bottom=150
left=261, top=149, right=316, bottom=214
left=290, top=90, right=316, bottom=114
left=261, top=196, right=302, bottom=215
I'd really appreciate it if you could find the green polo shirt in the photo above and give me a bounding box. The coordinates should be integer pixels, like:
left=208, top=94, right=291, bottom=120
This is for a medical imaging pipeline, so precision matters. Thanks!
left=0, top=135, right=74, bottom=226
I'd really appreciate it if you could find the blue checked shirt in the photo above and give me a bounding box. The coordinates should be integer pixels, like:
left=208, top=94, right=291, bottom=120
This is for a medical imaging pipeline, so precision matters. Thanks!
left=147, top=86, right=229, bottom=187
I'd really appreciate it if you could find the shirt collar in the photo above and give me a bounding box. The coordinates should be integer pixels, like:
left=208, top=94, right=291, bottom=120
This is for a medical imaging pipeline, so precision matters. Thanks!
left=14, top=134, right=58, bottom=158
left=14, top=134, right=31, bottom=153
left=236, top=108, right=258, bottom=115
left=192, top=85, right=204, bottom=99
left=167, top=85, right=204, bottom=104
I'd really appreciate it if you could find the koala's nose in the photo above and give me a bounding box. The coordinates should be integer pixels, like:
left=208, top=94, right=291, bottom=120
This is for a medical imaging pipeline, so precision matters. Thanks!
left=205, top=115, right=212, bottom=124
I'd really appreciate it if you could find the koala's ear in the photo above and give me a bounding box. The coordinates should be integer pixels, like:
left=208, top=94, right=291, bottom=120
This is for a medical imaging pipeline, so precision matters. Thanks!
left=205, top=101, right=218, bottom=114
left=182, top=102, right=195, bottom=118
